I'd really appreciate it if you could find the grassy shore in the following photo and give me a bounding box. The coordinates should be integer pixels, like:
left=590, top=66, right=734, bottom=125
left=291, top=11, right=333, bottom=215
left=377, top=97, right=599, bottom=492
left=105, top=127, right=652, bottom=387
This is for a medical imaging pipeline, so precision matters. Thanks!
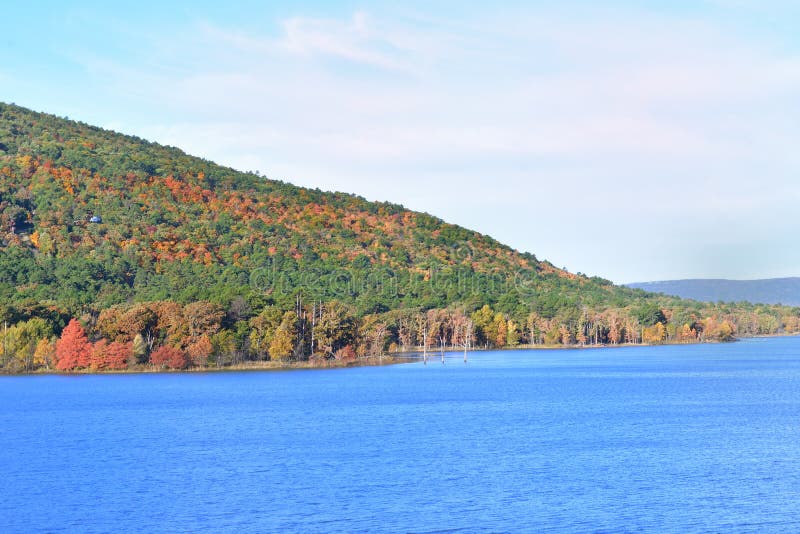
left=4, top=355, right=413, bottom=376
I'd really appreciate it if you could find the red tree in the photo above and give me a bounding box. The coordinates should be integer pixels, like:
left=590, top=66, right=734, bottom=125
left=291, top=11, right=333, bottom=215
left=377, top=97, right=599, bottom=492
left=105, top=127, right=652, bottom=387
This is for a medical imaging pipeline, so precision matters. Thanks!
left=150, top=345, right=187, bottom=369
left=55, top=319, right=92, bottom=371
left=104, top=341, right=132, bottom=370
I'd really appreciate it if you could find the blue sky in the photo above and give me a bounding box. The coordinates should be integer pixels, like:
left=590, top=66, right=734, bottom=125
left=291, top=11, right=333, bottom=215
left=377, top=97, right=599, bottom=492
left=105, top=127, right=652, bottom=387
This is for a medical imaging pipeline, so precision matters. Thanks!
left=3, top=1, right=800, bottom=283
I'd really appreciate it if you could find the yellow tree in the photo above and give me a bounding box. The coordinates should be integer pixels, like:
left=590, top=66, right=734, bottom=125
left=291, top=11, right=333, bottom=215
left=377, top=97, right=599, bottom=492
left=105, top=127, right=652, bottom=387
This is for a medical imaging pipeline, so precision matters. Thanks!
left=506, top=319, right=519, bottom=347
left=642, top=322, right=667, bottom=344
left=33, top=338, right=56, bottom=369
left=269, top=312, right=297, bottom=362
left=493, top=313, right=507, bottom=348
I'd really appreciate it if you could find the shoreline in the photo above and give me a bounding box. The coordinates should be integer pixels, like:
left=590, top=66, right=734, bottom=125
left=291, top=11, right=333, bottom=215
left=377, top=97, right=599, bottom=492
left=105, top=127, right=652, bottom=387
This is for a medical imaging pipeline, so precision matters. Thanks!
left=0, top=355, right=412, bottom=377
left=4, top=333, right=798, bottom=377
left=395, top=331, right=800, bottom=357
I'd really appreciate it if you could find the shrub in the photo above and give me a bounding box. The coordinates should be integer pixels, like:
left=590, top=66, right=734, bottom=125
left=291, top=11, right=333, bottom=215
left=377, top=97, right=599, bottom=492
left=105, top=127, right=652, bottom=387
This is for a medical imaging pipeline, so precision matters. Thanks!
left=150, top=345, right=187, bottom=369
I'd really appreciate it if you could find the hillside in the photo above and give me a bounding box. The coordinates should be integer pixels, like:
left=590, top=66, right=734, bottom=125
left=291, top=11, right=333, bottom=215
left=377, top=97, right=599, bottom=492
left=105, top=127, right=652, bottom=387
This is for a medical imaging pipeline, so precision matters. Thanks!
left=1, top=102, right=799, bottom=373
left=627, top=278, right=800, bottom=307
left=0, top=103, right=619, bottom=312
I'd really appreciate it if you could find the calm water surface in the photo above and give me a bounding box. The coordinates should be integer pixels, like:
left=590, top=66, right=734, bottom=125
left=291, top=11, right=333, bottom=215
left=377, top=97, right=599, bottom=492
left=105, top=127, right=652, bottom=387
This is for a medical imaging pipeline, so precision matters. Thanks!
left=2, top=337, right=800, bottom=532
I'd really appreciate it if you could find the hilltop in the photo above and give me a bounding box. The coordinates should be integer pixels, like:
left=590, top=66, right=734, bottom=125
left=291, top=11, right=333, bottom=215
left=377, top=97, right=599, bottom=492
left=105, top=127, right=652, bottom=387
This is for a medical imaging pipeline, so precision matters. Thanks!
left=1, top=103, right=798, bottom=372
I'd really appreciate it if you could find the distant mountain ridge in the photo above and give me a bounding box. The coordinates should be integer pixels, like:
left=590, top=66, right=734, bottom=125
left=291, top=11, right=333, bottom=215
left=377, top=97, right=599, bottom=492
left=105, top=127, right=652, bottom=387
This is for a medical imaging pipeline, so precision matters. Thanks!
left=626, top=278, right=800, bottom=306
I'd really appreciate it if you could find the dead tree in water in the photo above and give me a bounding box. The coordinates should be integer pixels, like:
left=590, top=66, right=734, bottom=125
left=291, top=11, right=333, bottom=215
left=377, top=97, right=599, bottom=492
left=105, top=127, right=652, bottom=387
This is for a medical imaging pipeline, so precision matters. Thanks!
left=311, top=301, right=316, bottom=355
left=463, top=319, right=473, bottom=363
left=422, top=328, right=428, bottom=365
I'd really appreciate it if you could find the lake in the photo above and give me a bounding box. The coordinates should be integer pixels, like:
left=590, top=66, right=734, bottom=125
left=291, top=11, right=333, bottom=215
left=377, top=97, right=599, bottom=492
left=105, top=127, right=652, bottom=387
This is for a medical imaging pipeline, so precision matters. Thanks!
left=2, top=337, right=800, bottom=532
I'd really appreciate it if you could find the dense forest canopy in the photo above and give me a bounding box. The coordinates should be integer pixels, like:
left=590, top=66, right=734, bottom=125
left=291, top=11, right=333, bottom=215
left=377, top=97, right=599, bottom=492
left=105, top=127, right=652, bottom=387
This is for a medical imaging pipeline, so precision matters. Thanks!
left=1, top=102, right=798, bottom=372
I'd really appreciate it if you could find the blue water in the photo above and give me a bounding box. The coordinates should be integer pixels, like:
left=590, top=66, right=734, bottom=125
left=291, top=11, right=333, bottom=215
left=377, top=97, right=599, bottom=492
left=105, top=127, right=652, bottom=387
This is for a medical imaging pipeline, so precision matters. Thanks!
left=2, top=337, right=800, bottom=533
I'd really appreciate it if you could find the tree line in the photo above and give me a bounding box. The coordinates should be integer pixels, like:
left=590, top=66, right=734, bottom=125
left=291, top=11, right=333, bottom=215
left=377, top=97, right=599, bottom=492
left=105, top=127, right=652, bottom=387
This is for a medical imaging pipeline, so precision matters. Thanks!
left=2, top=297, right=799, bottom=373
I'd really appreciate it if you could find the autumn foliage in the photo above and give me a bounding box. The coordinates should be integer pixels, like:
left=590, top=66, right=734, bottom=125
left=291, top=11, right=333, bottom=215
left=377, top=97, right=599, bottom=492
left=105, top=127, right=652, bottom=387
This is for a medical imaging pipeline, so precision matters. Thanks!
left=90, top=339, right=109, bottom=370
left=150, top=346, right=187, bottom=369
left=90, top=340, right=131, bottom=370
left=186, top=335, right=213, bottom=367
left=55, top=319, right=92, bottom=371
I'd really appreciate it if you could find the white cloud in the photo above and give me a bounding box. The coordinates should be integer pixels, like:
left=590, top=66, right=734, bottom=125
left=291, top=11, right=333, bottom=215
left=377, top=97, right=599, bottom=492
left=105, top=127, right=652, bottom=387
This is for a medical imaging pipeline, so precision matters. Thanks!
left=280, top=12, right=401, bottom=70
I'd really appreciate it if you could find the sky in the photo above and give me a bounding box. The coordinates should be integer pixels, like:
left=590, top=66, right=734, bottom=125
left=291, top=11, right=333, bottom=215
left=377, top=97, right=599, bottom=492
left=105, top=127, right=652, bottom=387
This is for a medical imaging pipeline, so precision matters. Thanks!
left=2, top=1, right=800, bottom=283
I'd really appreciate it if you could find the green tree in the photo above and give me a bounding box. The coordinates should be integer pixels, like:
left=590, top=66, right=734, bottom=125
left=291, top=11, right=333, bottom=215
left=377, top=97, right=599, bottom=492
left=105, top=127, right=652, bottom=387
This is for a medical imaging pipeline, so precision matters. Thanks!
left=635, top=302, right=666, bottom=327
left=471, top=305, right=495, bottom=347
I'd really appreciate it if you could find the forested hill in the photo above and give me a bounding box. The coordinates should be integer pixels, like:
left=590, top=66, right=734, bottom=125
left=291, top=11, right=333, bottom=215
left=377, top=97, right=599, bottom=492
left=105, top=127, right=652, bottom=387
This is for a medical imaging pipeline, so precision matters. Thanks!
left=1, top=102, right=799, bottom=373
left=628, top=278, right=800, bottom=307
left=0, top=102, right=625, bottom=314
